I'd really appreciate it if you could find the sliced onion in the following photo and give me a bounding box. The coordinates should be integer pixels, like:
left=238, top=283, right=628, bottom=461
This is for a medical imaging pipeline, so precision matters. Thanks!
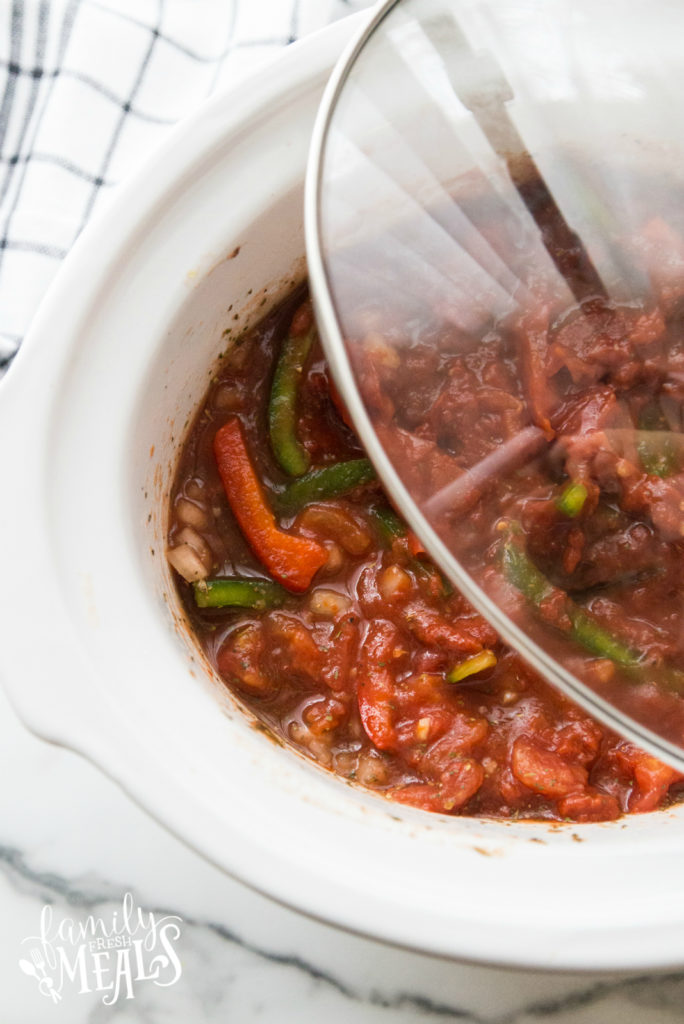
left=356, top=750, right=389, bottom=786
left=378, top=564, right=411, bottom=601
left=175, top=526, right=212, bottom=567
left=175, top=498, right=208, bottom=529
left=322, top=542, right=345, bottom=574
left=309, top=588, right=351, bottom=618
left=167, top=544, right=209, bottom=583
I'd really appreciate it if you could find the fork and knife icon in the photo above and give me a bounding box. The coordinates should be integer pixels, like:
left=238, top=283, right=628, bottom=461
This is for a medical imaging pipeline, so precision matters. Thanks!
left=18, top=948, right=61, bottom=1003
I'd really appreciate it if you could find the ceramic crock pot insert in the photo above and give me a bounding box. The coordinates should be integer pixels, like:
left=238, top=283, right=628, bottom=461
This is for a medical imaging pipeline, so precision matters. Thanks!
left=1, top=18, right=683, bottom=972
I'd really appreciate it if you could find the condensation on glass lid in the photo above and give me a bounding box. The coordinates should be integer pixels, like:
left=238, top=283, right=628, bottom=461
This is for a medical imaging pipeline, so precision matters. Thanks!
left=306, top=0, right=684, bottom=765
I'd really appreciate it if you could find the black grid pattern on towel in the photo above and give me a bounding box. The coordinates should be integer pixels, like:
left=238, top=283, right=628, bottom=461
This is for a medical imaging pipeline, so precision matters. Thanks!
left=0, top=0, right=372, bottom=375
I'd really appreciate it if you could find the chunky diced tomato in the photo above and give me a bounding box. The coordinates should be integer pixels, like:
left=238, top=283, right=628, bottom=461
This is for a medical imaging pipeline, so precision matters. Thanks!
left=393, top=757, right=483, bottom=813
left=558, top=790, right=620, bottom=822
left=403, top=601, right=485, bottom=654
left=217, top=624, right=270, bottom=693
left=419, top=718, right=490, bottom=778
left=626, top=750, right=682, bottom=813
left=266, top=613, right=324, bottom=681
left=321, top=614, right=359, bottom=693
left=304, top=697, right=348, bottom=735
left=511, top=736, right=588, bottom=798
left=357, top=620, right=401, bottom=751
left=553, top=718, right=603, bottom=765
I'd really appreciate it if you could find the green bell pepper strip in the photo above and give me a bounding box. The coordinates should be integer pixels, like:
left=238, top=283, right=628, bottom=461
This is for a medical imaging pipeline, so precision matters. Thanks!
left=556, top=481, right=588, bottom=518
left=637, top=405, right=679, bottom=478
left=412, top=558, right=453, bottom=598
left=193, top=578, right=287, bottom=610
left=268, top=325, right=315, bottom=476
left=636, top=432, right=679, bottom=478
left=368, top=504, right=406, bottom=544
left=276, top=458, right=376, bottom=514
left=447, top=649, right=497, bottom=683
left=501, top=529, right=641, bottom=668
left=502, top=526, right=684, bottom=693
left=567, top=607, right=641, bottom=666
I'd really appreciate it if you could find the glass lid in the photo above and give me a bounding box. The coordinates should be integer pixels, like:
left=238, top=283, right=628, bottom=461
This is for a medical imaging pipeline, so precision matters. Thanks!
left=306, top=0, right=684, bottom=768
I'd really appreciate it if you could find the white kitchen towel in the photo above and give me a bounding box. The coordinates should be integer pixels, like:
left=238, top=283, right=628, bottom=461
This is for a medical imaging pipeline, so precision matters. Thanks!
left=0, top=0, right=373, bottom=375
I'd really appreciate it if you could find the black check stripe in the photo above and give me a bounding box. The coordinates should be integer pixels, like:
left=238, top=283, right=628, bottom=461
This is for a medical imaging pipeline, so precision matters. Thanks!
left=2, top=61, right=45, bottom=78
left=89, top=0, right=244, bottom=63
left=0, top=1, right=24, bottom=161
left=4, top=150, right=113, bottom=187
left=0, top=0, right=49, bottom=209
left=0, top=63, right=178, bottom=125
left=289, top=0, right=300, bottom=44
left=77, top=0, right=166, bottom=230
left=204, top=2, right=238, bottom=95
left=0, top=240, right=68, bottom=258
left=0, top=0, right=79, bottom=291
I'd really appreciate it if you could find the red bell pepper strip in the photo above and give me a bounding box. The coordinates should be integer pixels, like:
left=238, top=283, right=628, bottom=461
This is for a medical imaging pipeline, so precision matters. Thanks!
left=214, top=417, right=327, bottom=593
left=407, top=530, right=426, bottom=557
left=357, top=619, right=400, bottom=751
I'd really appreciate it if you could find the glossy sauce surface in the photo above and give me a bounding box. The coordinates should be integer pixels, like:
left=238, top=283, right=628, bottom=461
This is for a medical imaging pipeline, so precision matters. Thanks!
left=168, top=288, right=683, bottom=822
left=351, top=212, right=684, bottom=747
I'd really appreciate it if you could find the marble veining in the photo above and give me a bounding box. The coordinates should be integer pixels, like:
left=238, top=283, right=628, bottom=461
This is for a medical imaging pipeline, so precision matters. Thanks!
left=2, top=818, right=684, bottom=1022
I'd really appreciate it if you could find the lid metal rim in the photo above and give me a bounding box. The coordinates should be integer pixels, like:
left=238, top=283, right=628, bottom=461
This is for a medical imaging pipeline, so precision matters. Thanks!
left=303, top=0, right=684, bottom=772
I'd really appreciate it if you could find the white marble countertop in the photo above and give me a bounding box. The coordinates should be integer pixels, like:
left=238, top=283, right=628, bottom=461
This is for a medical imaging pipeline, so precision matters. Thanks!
left=1, top=673, right=683, bottom=1022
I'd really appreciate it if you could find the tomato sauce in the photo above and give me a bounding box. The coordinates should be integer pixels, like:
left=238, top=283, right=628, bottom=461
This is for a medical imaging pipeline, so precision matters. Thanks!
left=167, top=287, right=684, bottom=822
left=349, top=207, right=684, bottom=750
